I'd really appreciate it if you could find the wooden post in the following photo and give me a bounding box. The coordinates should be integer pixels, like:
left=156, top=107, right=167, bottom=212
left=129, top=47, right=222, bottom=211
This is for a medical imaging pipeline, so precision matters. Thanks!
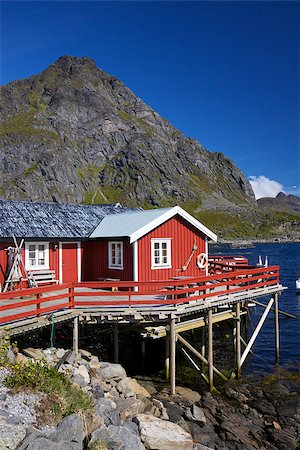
left=274, top=293, right=280, bottom=365
left=236, top=302, right=241, bottom=379
left=170, top=317, right=176, bottom=395
left=208, top=309, right=214, bottom=391
left=201, top=326, right=205, bottom=371
left=165, top=333, right=170, bottom=381
left=141, top=339, right=146, bottom=371
left=114, top=322, right=119, bottom=363
left=73, top=316, right=79, bottom=356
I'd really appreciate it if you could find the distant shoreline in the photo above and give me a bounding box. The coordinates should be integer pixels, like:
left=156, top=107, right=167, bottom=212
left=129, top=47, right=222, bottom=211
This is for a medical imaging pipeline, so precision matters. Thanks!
left=213, top=238, right=300, bottom=245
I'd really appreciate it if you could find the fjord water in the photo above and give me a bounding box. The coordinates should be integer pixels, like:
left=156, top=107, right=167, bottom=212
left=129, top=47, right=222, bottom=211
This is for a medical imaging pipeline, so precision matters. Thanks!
left=213, top=242, right=300, bottom=374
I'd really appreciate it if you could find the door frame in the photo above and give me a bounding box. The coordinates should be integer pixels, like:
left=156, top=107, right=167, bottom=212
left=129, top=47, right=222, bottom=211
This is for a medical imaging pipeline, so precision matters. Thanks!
left=59, top=241, right=81, bottom=284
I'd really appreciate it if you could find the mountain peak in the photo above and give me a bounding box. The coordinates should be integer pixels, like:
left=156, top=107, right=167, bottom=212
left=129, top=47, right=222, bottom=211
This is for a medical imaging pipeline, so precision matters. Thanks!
left=0, top=57, right=255, bottom=214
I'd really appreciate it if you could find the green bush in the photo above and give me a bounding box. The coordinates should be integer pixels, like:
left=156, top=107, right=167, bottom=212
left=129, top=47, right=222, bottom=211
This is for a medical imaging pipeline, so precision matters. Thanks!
left=5, top=360, right=93, bottom=422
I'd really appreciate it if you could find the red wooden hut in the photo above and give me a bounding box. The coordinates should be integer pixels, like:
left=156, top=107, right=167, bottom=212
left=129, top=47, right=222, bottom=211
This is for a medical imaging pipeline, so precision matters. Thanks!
left=0, top=200, right=217, bottom=289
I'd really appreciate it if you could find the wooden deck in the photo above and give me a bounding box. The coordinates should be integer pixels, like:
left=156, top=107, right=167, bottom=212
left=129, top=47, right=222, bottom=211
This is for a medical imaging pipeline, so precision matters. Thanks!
left=0, top=265, right=284, bottom=335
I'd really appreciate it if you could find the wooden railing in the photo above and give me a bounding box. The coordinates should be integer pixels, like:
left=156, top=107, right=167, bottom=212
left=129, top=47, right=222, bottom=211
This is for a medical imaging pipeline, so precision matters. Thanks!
left=0, top=266, right=280, bottom=325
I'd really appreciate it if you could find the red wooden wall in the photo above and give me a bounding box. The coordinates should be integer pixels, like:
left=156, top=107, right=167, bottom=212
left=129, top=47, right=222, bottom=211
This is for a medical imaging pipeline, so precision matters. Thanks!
left=0, top=241, right=60, bottom=288
left=137, top=215, right=207, bottom=282
left=81, top=240, right=133, bottom=281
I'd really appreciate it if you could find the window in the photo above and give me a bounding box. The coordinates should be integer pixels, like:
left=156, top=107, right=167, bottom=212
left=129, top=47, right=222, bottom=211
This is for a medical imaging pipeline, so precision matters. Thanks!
left=151, top=239, right=171, bottom=269
left=108, top=241, right=123, bottom=269
left=25, top=242, right=49, bottom=270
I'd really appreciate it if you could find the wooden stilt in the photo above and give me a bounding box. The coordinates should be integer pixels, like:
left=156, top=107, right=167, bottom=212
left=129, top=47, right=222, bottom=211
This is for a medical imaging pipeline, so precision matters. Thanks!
left=73, top=316, right=79, bottom=356
left=114, top=322, right=119, bottom=363
left=165, top=333, right=170, bottom=381
left=141, top=339, right=146, bottom=371
left=208, top=309, right=214, bottom=391
left=236, top=302, right=241, bottom=378
left=274, top=293, right=280, bottom=365
left=170, top=317, right=176, bottom=395
left=201, top=326, right=205, bottom=371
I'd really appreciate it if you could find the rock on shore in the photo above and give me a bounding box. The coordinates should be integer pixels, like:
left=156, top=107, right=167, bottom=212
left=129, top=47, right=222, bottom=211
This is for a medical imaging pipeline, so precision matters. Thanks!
left=0, top=347, right=299, bottom=450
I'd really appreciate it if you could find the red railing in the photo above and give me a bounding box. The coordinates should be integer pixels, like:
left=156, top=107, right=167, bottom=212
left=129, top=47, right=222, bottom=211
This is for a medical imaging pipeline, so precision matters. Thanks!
left=208, top=255, right=251, bottom=274
left=0, top=266, right=280, bottom=325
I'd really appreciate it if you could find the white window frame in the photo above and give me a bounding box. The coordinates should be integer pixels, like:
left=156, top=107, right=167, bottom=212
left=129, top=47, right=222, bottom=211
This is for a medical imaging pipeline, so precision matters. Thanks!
left=108, top=241, right=124, bottom=270
left=25, top=242, right=49, bottom=270
left=151, top=238, right=171, bottom=269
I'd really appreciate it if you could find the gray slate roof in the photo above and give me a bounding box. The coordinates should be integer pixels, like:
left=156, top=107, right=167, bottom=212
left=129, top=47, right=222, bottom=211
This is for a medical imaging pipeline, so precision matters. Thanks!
left=0, top=200, right=137, bottom=239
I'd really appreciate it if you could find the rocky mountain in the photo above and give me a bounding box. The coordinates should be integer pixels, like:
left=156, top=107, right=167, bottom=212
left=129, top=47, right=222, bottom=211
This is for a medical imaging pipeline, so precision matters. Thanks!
left=0, top=56, right=255, bottom=214
left=258, top=192, right=300, bottom=216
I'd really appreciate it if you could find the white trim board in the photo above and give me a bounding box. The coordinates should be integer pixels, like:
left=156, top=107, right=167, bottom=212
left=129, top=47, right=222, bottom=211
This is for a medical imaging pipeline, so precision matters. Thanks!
left=130, top=206, right=217, bottom=243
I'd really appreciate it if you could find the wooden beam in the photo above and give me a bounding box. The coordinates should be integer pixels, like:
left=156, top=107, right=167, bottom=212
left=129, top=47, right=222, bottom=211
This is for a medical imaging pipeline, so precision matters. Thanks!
left=274, top=293, right=280, bottom=365
left=240, top=297, right=274, bottom=367
left=170, top=317, right=176, bottom=395
left=252, top=299, right=297, bottom=319
left=176, top=333, right=228, bottom=381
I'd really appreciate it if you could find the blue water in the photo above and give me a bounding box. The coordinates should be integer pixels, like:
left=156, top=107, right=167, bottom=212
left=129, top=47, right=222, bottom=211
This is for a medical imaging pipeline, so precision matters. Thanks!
left=212, top=242, right=300, bottom=374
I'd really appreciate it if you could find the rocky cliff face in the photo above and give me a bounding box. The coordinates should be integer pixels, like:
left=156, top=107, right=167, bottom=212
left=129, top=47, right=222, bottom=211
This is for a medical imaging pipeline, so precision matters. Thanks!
left=0, top=56, right=255, bottom=211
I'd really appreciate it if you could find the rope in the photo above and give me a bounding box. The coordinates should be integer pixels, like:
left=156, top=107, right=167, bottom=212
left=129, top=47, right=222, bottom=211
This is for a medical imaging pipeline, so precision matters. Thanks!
left=50, top=314, right=55, bottom=352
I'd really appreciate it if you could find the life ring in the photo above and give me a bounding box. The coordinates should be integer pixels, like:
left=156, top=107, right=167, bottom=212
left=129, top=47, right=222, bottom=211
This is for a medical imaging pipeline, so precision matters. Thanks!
left=196, top=253, right=208, bottom=270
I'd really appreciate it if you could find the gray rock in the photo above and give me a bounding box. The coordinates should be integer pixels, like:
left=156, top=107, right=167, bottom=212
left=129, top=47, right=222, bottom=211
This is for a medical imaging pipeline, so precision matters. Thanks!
left=116, top=377, right=151, bottom=398
left=15, top=427, right=43, bottom=450
left=115, top=398, right=146, bottom=422
left=175, top=387, right=201, bottom=403
left=133, top=413, right=194, bottom=450
left=99, top=363, right=127, bottom=381
left=51, top=414, right=84, bottom=447
left=72, top=365, right=90, bottom=387
left=186, top=404, right=206, bottom=425
left=29, top=437, right=80, bottom=450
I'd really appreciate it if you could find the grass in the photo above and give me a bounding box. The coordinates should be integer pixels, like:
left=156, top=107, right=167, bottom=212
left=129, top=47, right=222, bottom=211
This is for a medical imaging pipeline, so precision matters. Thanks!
left=5, top=360, right=93, bottom=424
left=23, top=163, right=39, bottom=177
left=77, top=163, right=100, bottom=182
left=0, top=110, right=58, bottom=139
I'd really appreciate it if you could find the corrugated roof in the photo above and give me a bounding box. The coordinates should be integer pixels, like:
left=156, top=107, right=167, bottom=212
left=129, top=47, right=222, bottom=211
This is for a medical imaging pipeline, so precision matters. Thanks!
left=90, top=208, right=173, bottom=240
left=90, top=206, right=217, bottom=243
left=0, top=199, right=137, bottom=239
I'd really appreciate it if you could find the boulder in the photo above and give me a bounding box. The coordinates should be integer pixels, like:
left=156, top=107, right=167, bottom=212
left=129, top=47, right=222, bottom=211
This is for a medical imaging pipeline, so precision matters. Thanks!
left=117, top=377, right=151, bottom=398
left=90, top=424, right=145, bottom=450
left=186, top=405, right=206, bottom=425
left=29, top=437, right=80, bottom=450
left=79, top=349, right=93, bottom=361
left=51, top=414, right=84, bottom=447
left=175, top=386, right=201, bottom=403
left=89, top=356, right=101, bottom=370
left=15, top=426, right=43, bottom=450
left=133, top=414, right=194, bottom=450
left=98, top=362, right=126, bottom=381
left=115, top=398, right=146, bottom=422
left=72, top=365, right=90, bottom=387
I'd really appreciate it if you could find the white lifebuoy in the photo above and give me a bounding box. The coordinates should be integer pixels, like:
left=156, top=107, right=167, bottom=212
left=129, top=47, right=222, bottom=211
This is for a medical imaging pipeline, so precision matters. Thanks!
left=196, top=253, right=208, bottom=270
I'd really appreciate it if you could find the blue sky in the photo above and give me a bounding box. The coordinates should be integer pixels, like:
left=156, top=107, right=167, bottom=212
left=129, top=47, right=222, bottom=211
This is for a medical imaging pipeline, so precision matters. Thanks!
left=1, top=1, right=299, bottom=198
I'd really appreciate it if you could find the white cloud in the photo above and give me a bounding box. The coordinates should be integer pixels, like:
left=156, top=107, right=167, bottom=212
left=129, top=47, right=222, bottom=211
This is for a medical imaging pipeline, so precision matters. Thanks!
left=248, top=175, right=284, bottom=200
